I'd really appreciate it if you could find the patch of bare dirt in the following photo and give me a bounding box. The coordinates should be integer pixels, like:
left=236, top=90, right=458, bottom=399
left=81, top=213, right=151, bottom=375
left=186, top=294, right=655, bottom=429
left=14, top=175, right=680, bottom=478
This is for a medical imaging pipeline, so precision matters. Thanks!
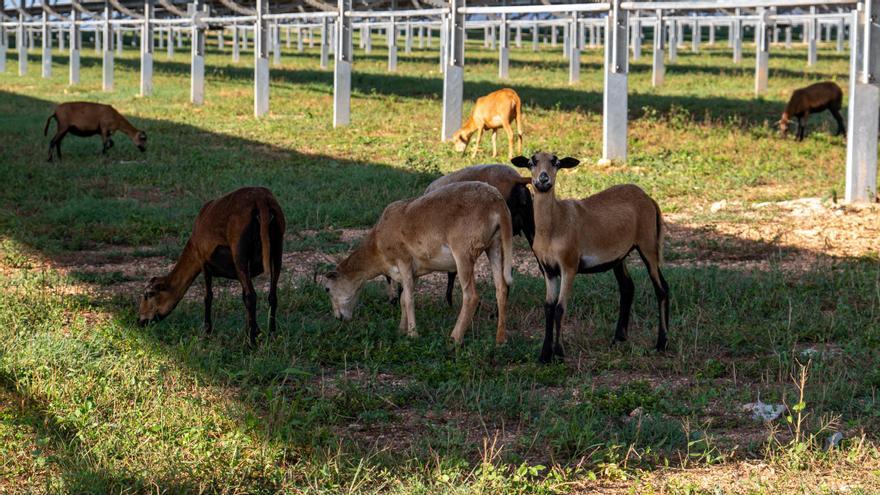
left=671, top=198, right=879, bottom=270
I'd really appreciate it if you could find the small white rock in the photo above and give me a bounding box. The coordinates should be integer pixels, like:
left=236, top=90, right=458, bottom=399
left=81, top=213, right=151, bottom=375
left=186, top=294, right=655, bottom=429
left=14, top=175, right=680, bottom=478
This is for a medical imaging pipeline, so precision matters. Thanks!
left=710, top=200, right=728, bottom=213
left=742, top=401, right=785, bottom=422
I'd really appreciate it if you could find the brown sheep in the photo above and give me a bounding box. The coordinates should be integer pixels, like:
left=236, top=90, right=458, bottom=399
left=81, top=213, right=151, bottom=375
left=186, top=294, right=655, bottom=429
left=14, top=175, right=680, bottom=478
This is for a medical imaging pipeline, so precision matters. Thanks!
left=779, top=81, right=845, bottom=141
left=512, top=153, right=669, bottom=363
left=423, top=164, right=534, bottom=306
left=138, top=187, right=286, bottom=346
left=323, top=182, right=514, bottom=345
left=44, top=101, right=147, bottom=161
left=452, top=88, right=523, bottom=159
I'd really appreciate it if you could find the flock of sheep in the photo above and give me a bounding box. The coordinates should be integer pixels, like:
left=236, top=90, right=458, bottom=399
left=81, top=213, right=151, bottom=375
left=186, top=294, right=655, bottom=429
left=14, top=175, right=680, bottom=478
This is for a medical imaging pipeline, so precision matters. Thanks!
left=42, top=78, right=845, bottom=362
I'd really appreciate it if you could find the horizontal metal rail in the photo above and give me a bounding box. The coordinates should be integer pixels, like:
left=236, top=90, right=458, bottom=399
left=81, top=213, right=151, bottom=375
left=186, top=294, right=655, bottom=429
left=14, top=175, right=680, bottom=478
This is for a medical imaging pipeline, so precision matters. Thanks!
left=621, top=0, right=856, bottom=10
left=459, top=3, right=611, bottom=15
left=263, top=11, right=338, bottom=20
left=345, top=8, right=447, bottom=18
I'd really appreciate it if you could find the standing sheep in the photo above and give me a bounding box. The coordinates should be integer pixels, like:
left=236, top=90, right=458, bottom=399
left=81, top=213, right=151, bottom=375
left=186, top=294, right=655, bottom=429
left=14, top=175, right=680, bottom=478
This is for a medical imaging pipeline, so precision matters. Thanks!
left=44, top=102, right=147, bottom=161
left=323, top=182, right=514, bottom=345
left=512, top=153, right=669, bottom=363
left=138, top=187, right=286, bottom=346
left=421, top=164, right=534, bottom=306
left=452, top=88, right=524, bottom=159
left=778, top=81, right=845, bottom=141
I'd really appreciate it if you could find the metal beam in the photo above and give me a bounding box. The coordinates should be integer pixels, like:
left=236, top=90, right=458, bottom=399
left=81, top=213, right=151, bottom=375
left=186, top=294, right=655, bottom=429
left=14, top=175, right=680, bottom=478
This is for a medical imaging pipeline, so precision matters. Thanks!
left=845, top=3, right=879, bottom=202
left=141, top=0, right=153, bottom=95
left=103, top=1, right=113, bottom=91
left=603, top=0, right=628, bottom=162
left=333, top=0, right=352, bottom=126
left=254, top=0, right=269, bottom=116
left=441, top=0, right=463, bottom=141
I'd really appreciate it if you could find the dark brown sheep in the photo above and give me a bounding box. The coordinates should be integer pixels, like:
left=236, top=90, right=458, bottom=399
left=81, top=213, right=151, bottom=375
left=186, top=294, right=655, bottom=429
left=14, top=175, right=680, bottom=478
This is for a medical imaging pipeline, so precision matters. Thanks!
left=44, top=101, right=147, bottom=161
left=779, top=81, right=845, bottom=141
left=423, top=164, right=534, bottom=306
left=138, top=187, right=285, bottom=346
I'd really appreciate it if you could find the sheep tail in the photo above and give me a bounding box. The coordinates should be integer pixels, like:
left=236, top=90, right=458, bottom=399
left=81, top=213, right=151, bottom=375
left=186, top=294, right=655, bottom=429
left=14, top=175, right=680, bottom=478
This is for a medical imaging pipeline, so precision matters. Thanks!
left=653, top=198, right=665, bottom=265
left=500, top=210, right=514, bottom=287
left=257, top=202, right=272, bottom=275
left=44, top=113, right=56, bottom=136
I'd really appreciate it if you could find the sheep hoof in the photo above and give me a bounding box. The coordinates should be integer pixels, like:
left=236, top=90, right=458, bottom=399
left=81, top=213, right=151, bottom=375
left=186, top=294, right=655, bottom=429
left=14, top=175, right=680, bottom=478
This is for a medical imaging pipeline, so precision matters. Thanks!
left=538, top=350, right=560, bottom=365
left=655, top=339, right=669, bottom=353
left=552, top=344, right=564, bottom=358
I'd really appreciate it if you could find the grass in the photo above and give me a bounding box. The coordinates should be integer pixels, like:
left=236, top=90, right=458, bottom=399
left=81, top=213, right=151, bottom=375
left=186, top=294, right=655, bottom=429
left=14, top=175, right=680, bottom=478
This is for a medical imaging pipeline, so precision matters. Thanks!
left=1, top=31, right=879, bottom=493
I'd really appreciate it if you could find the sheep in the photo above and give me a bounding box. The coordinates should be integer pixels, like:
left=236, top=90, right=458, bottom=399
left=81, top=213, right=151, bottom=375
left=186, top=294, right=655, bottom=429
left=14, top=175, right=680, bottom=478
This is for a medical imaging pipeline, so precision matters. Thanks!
left=138, top=187, right=286, bottom=346
left=44, top=101, right=147, bottom=161
left=423, top=164, right=534, bottom=306
left=512, top=153, right=669, bottom=363
left=323, top=181, right=514, bottom=345
left=778, top=81, right=845, bottom=141
left=452, top=88, right=523, bottom=159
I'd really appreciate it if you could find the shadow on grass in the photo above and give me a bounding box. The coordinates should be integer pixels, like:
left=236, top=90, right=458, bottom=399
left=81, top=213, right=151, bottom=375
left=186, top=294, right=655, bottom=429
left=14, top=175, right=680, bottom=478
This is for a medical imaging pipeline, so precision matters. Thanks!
left=0, top=370, right=202, bottom=492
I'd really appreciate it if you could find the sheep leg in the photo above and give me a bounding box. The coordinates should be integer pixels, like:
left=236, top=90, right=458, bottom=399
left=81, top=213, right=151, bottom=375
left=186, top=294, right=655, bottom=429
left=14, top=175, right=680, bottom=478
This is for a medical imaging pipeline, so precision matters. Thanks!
left=491, top=130, right=498, bottom=158
left=449, top=253, right=478, bottom=345
left=48, top=127, right=67, bottom=162
left=471, top=128, right=484, bottom=159
left=232, top=251, right=260, bottom=346
left=397, top=264, right=417, bottom=337
left=502, top=121, right=515, bottom=159
left=516, top=119, right=523, bottom=155
left=612, top=263, right=635, bottom=343
left=268, top=232, right=282, bottom=334
left=203, top=270, right=214, bottom=335
left=638, top=249, right=670, bottom=352
left=445, top=271, right=456, bottom=307
left=552, top=269, right=576, bottom=359
left=798, top=113, right=808, bottom=141
left=101, top=131, right=114, bottom=154
left=539, top=271, right=561, bottom=364
left=384, top=276, right=401, bottom=305
left=488, top=240, right=508, bottom=344
left=830, top=107, right=845, bottom=136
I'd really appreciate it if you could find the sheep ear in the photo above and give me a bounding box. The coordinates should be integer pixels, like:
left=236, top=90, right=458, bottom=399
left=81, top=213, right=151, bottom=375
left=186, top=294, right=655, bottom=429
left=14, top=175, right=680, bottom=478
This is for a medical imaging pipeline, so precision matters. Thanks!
left=557, top=157, right=580, bottom=169
left=511, top=156, right=530, bottom=168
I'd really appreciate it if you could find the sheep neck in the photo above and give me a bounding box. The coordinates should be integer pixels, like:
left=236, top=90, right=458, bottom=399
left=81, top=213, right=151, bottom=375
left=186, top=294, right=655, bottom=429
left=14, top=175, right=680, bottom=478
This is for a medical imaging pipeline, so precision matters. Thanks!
left=165, top=239, right=203, bottom=302
left=532, top=187, right=560, bottom=241
left=338, top=232, right=384, bottom=285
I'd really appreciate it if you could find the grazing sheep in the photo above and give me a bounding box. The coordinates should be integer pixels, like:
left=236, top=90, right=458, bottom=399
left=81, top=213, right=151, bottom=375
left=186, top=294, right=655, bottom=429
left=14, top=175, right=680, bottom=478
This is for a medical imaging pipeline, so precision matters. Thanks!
left=512, top=153, right=669, bottom=363
left=779, top=81, right=845, bottom=141
left=44, top=101, right=147, bottom=161
left=423, top=164, right=534, bottom=306
left=452, top=88, right=523, bottom=159
left=138, top=187, right=285, bottom=346
left=324, top=182, right=514, bottom=345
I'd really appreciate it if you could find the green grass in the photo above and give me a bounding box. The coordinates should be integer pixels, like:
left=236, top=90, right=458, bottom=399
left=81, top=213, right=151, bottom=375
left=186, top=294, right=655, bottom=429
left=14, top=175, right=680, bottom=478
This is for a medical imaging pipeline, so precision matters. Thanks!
left=1, top=33, right=879, bottom=493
